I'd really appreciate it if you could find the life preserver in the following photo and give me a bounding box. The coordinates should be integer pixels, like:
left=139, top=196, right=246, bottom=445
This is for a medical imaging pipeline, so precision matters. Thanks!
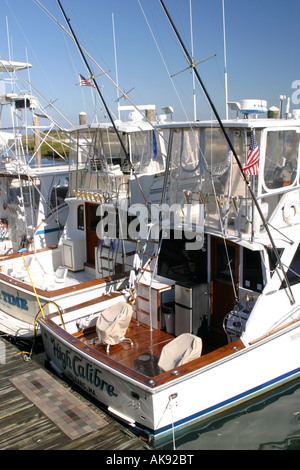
left=282, top=200, right=300, bottom=225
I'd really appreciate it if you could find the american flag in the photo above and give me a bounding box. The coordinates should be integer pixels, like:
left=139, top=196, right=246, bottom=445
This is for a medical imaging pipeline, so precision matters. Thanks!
left=79, top=73, right=95, bottom=88
left=243, top=129, right=259, bottom=175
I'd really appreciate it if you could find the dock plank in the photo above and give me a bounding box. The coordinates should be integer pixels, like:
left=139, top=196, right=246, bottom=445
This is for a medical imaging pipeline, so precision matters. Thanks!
left=0, top=337, right=151, bottom=450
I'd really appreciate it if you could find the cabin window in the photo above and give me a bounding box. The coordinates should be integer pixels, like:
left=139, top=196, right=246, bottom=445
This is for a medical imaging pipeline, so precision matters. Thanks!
left=9, top=184, right=39, bottom=209
left=264, top=130, right=299, bottom=189
left=203, top=128, right=230, bottom=173
left=243, top=248, right=264, bottom=292
left=15, top=98, right=31, bottom=109
left=157, top=230, right=207, bottom=283
left=130, top=130, right=165, bottom=173
left=82, top=129, right=127, bottom=169
left=267, top=247, right=284, bottom=276
left=281, top=244, right=300, bottom=288
left=170, top=129, right=200, bottom=172
left=50, top=183, right=68, bottom=209
left=77, top=204, right=84, bottom=230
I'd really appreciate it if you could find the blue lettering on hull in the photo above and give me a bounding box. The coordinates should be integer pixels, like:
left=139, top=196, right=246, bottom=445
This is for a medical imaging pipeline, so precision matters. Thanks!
left=0, top=290, right=28, bottom=310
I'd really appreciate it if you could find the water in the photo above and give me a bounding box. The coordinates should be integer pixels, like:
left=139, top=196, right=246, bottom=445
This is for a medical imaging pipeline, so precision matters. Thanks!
left=159, top=380, right=300, bottom=450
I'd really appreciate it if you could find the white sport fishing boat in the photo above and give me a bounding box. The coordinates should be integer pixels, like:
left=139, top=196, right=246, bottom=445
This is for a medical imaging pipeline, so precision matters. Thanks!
left=38, top=99, right=300, bottom=444
left=0, top=58, right=69, bottom=255
left=0, top=103, right=170, bottom=338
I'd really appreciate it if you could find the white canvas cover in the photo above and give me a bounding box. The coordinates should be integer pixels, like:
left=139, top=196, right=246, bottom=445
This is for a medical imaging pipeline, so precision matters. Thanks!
left=158, top=333, right=202, bottom=372
left=96, top=301, right=133, bottom=346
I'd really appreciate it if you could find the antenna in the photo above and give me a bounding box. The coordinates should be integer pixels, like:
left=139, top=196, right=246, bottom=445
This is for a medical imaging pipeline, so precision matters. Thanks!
left=112, top=13, right=120, bottom=120
left=6, top=17, right=11, bottom=62
left=222, top=0, right=229, bottom=120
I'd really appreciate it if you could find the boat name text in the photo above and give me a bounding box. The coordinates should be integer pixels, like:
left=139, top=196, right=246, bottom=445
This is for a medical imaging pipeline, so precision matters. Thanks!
left=51, top=338, right=118, bottom=397
left=0, top=290, right=28, bottom=310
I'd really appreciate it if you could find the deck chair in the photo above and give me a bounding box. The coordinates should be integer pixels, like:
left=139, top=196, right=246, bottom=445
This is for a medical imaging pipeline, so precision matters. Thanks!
left=158, top=333, right=202, bottom=372
left=54, top=266, right=68, bottom=284
left=42, top=266, right=68, bottom=291
left=11, top=256, right=33, bottom=280
left=96, top=301, right=133, bottom=353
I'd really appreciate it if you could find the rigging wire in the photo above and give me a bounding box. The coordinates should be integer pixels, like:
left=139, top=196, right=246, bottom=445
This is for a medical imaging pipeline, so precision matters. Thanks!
left=137, top=0, right=191, bottom=124
left=4, top=0, right=62, bottom=108
left=33, top=0, right=169, bottom=147
left=56, top=0, right=151, bottom=213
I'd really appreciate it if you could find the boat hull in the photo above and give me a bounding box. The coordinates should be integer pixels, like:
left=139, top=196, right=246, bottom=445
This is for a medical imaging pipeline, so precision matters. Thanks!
left=0, top=273, right=127, bottom=338
left=38, top=316, right=300, bottom=443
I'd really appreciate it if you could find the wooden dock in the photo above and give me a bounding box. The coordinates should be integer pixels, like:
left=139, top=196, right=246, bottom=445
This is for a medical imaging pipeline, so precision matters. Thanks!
left=0, top=336, right=152, bottom=450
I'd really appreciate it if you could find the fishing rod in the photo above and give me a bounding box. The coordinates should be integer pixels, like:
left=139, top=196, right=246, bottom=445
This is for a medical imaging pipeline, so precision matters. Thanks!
left=159, top=0, right=295, bottom=305
left=56, top=0, right=150, bottom=211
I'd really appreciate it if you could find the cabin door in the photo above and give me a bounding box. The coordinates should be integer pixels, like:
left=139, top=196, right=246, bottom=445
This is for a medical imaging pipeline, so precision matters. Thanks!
left=210, top=237, right=239, bottom=334
left=85, top=203, right=100, bottom=266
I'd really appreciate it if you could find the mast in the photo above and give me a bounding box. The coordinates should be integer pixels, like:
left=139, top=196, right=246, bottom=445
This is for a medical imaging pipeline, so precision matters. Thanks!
left=56, top=0, right=150, bottom=211
left=159, top=0, right=295, bottom=305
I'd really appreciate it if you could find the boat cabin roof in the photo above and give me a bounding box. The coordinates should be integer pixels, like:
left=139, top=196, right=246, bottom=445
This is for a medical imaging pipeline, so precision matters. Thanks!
left=158, top=117, right=300, bottom=130
left=68, top=116, right=300, bottom=137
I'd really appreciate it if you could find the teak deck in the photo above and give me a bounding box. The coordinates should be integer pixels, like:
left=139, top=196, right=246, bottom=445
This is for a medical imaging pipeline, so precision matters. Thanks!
left=43, top=315, right=245, bottom=389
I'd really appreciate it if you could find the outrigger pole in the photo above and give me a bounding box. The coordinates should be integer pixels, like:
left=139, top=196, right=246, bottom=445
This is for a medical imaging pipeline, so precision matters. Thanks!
left=56, top=0, right=150, bottom=212
left=159, top=0, right=295, bottom=305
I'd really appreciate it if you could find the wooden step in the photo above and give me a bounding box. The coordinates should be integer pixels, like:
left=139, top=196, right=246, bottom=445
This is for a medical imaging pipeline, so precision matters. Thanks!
left=135, top=307, right=150, bottom=317
left=136, top=294, right=149, bottom=302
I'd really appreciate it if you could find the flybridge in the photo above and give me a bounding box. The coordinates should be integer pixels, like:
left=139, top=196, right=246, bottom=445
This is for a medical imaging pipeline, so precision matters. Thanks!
left=0, top=60, right=35, bottom=107
left=0, top=93, right=38, bottom=109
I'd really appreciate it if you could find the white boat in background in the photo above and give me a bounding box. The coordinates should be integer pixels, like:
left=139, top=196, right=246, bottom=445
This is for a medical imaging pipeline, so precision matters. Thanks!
left=0, top=103, right=172, bottom=338
left=38, top=102, right=300, bottom=444
left=0, top=58, right=70, bottom=255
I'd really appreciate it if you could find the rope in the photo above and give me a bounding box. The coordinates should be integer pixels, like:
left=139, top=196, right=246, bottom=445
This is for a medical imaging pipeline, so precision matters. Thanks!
left=155, top=393, right=178, bottom=450
left=169, top=394, right=177, bottom=450
left=21, top=255, right=45, bottom=318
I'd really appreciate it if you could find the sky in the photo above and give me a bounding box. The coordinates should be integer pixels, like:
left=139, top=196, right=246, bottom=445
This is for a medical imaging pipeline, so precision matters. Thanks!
left=0, top=0, right=300, bottom=128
